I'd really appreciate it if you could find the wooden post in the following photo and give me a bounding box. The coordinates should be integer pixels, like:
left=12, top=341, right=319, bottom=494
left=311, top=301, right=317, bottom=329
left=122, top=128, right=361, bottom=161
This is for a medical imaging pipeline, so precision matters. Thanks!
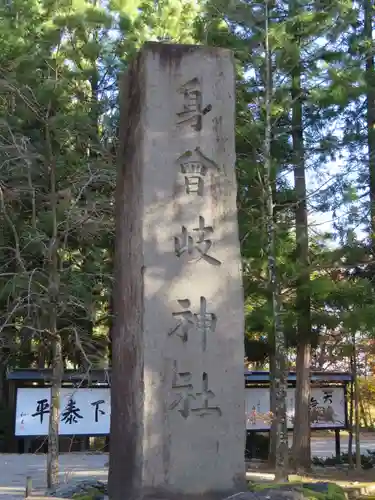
left=25, top=476, right=32, bottom=498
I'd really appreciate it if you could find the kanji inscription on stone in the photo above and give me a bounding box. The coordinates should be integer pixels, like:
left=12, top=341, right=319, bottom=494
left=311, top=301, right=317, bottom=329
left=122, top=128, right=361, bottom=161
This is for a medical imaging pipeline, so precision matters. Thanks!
left=176, top=78, right=212, bottom=131
left=176, top=148, right=219, bottom=196
left=174, top=215, right=221, bottom=267
left=192, top=372, right=222, bottom=417
left=170, top=367, right=222, bottom=419
left=114, top=43, right=244, bottom=492
left=168, top=296, right=216, bottom=351
left=168, top=299, right=194, bottom=343
left=169, top=360, right=196, bottom=419
left=195, top=296, right=217, bottom=351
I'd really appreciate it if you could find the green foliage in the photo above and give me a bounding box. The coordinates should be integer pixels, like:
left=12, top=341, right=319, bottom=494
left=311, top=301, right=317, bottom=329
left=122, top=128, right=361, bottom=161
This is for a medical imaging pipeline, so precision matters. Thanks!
left=199, top=0, right=375, bottom=372
left=248, top=481, right=346, bottom=500
left=0, top=0, right=202, bottom=371
left=302, top=483, right=347, bottom=500
left=249, top=483, right=291, bottom=491
left=72, top=489, right=103, bottom=500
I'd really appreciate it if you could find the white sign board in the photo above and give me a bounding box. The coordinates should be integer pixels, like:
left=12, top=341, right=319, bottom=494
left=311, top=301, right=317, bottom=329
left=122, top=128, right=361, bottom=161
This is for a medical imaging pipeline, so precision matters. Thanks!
left=16, top=385, right=346, bottom=436
left=15, top=388, right=110, bottom=436
left=246, top=386, right=346, bottom=430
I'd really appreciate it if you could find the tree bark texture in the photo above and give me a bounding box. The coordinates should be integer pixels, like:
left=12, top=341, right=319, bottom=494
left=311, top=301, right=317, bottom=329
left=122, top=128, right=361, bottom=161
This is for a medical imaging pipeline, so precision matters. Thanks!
left=292, top=342, right=311, bottom=470
left=352, top=333, right=361, bottom=470
left=269, top=352, right=277, bottom=468
left=46, top=139, right=63, bottom=489
left=364, top=0, right=375, bottom=248
left=264, top=1, right=289, bottom=481
left=290, top=6, right=312, bottom=469
left=108, top=58, right=144, bottom=500
left=348, top=356, right=354, bottom=468
left=47, top=335, right=63, bottom=489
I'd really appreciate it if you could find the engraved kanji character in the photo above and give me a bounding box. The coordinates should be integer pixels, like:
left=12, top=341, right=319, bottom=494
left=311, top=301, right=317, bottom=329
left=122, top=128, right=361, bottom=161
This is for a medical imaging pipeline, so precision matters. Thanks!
left=195, top=296, right=217, bottom=351
left=181, top=161, right=205, bottom=195
left=175, top=78, right=202, bottom=131
left=169, top=360, right=196, bottom=419
left=191, top=372, right=222, bottom=417
left=169, top=297, right=216, bottom=351
left=174, top=216, right=221, bottom=267
left=176, top=78, right=212, bottom=131
left=176, top=148, right=219, bottom=196
left=168, top=299, right=194, bottom=343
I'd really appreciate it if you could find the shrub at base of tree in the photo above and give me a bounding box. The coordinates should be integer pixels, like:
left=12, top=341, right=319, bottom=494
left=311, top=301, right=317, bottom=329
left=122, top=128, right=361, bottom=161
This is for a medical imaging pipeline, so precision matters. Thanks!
left=312, top=451, right=375, bottom=469
left=249, top=482, right=347, bottom=500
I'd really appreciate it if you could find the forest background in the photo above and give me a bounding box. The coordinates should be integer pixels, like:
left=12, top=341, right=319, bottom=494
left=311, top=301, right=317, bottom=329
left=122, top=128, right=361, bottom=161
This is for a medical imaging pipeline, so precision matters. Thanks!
left=1, top=0, right=375, bottom=479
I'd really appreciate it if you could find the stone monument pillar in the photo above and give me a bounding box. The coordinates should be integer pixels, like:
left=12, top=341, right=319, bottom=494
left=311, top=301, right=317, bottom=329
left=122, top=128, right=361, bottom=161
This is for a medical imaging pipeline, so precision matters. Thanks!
left=111, top=43, right=245, bottom=499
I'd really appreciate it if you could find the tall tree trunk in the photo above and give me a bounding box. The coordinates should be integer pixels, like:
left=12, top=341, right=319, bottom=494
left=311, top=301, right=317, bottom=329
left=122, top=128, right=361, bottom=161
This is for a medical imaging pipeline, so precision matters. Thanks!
left=352, top=333, right=361, bottom=470
left=269, top=351, right=277, bottom=467
left=264, top=0, right=288, bottom=481
left=292, top=345, right=311, bottom=471
left=366, top=397, right=374, bottom=427
left=46, top=128, right=63, bottom=489
left=108, top=70, right=144, bottom=500
left=359, top=399, right=367, bottom=429
left=290, top=0, right=311, bottom=471
left=0, top=323, right=11, bottom=408
left=364, top=0, right=375, bottom=248
left=348, top=354, right=354, bottom=468
left=108, top=281, right=114, bottom=366
left=47, top=335, right=63, bottom=488
left=317, top=341, right=326, bottom=369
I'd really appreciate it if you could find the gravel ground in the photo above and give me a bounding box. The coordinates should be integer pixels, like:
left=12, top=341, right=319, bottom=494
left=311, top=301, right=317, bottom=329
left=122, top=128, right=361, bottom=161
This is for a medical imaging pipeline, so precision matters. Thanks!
left=0, top=453, right=108, bottom=499
left=1, top=435, right=375, bottom=499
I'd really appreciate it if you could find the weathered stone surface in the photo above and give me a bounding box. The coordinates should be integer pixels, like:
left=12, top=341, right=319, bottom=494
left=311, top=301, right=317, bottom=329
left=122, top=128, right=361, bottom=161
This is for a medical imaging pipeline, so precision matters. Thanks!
left=113, top=42, right=244, bottom=496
